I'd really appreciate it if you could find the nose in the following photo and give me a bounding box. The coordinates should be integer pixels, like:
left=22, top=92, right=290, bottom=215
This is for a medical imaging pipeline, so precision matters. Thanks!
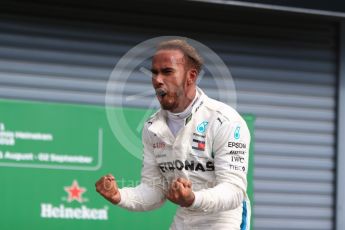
left=152, top=73, right=163, bottom=87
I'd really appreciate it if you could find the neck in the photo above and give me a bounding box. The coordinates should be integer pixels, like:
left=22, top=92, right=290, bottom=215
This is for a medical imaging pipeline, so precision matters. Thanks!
left=166, top=88, right=199, bottom=136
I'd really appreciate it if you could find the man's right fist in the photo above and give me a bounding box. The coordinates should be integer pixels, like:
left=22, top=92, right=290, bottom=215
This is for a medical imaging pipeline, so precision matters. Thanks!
left=95, top=174, right=121, bottom=204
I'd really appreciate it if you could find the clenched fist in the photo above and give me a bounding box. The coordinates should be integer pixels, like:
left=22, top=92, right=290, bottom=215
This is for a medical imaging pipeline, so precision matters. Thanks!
left=95, top=174, right=121, bottom=204
left=167, top=178, right=195, bottom=207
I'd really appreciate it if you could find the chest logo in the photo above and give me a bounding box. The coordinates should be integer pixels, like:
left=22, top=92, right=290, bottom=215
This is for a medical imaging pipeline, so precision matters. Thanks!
left=192, top=139, right=205, bottom=151
left=196, top=121, right=208, bottom=134
left=153, top=142, right=165, bottom=149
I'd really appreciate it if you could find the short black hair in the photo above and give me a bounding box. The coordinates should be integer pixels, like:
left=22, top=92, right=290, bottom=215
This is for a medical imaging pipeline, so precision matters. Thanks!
left=156, top=39, right=203, bottom=74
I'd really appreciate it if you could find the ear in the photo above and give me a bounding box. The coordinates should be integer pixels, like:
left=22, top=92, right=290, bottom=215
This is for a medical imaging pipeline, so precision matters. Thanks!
left=187, top=69, right=198, bottom=85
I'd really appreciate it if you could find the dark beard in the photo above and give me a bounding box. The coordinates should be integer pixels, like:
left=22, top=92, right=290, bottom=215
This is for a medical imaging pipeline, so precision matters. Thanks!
left=160, top=92, right=178, bottom=111
left=158, top=74, right=187, bottom=111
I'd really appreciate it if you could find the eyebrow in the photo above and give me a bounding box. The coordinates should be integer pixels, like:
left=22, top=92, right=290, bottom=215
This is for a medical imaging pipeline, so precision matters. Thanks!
left=150, top=67, right=175, bottom=73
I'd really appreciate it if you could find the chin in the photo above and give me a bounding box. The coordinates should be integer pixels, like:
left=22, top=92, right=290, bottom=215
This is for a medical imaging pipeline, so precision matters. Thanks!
left=159, top=93, right=178, bottom=111
left=161, top=104, right=173, bottom=111
left=160, top=100, right=177, bottom=111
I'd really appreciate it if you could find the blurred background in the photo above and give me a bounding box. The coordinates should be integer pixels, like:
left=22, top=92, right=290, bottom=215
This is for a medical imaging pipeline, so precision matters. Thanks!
left=0, top=0, right=344, bottom=230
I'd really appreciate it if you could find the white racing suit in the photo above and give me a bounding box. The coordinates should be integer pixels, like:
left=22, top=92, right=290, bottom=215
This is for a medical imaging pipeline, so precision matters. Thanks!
left=118, top=88, right=251, bottom=230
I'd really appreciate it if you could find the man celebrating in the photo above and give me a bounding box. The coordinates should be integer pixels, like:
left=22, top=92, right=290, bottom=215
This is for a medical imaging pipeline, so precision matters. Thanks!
left=95, top=39, right=251, bottom=230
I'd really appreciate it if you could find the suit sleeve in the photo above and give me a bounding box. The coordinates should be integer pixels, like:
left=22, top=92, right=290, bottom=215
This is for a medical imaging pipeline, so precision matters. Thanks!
left=117, top=125, right=167, bottom=211
left=189, top=114, right=250, bottom=213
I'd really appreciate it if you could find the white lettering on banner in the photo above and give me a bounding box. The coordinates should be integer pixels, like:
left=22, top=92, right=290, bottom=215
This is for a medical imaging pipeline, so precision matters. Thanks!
left=0, top=122, right=53, bottom=146
left=0, top=131, right=15, bottom=146
left=0, top=124, right=103, bottom=171
left=0, top=138, right=15, bottom=146
left=38, top=153, right=50, bottom=162
left=49, top=154, right=93, bottom=164
left=15, top=132, right=53, bottom=141
left=40, top=203, right=108, bottom=220
left=0, top=131, right=14, bottom=138
left=0, top=151, right=93, bottom=164
left=4, top=152, right=34, bottom=161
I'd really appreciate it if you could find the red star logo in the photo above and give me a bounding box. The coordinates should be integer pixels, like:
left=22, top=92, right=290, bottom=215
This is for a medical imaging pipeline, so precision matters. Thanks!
left=64, top=180, right=86, bottom=203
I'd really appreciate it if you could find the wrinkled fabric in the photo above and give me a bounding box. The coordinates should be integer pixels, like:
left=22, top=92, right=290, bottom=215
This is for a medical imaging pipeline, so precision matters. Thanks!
left=118, top=88, right=251, bottom=229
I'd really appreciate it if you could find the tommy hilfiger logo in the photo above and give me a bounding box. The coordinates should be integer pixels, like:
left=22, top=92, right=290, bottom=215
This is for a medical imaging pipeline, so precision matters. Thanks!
left=192, top=139, right=205, bottom=151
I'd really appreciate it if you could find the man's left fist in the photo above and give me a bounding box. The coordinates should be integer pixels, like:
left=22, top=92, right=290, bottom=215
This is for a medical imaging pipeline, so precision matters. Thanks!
left=166, top=178, right=195, bottom=207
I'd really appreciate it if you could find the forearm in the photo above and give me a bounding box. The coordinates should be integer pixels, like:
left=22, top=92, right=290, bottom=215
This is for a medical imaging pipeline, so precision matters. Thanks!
left=117, top=182, right=166, bottom=211
left=117, top=126, right=167, bottom=212
left=189, top=183, right=244, bottom=213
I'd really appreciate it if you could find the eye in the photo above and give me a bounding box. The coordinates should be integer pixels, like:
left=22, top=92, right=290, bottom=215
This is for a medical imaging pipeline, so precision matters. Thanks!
left=151, top=69, right=158, bottom=77
left=162, top=68, right=174, bottom=75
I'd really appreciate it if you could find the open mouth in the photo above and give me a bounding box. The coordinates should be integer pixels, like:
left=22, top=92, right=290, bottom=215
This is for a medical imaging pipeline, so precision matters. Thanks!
left=156, top=88, right=167, bottom=97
